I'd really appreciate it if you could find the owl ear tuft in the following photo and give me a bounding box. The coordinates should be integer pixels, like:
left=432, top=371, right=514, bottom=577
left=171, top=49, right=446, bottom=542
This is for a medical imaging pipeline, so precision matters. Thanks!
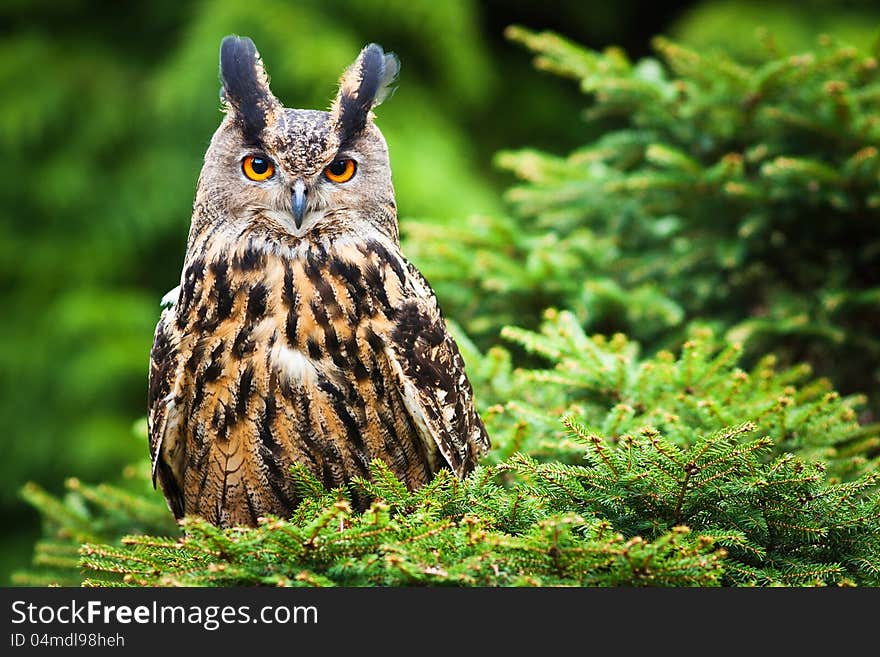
left=219, top=35, right=282, bottom=142
left=331, top=43, right=399, bottom=144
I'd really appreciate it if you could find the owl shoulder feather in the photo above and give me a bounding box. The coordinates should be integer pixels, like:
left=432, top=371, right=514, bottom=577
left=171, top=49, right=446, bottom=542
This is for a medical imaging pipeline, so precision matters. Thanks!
left=364, top=241, right=490, bottom=475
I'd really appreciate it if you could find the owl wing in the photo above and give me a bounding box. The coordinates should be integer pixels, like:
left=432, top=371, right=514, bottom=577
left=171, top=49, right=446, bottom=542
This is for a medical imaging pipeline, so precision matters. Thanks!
left=147, top=293, right=186, bottom=519
left=381, top=263, right=490, bottom=477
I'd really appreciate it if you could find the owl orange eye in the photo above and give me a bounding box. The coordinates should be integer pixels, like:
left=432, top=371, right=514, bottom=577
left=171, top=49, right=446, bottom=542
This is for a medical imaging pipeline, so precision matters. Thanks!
left=324, top=158, right=357, bottom=183
left=242, top=155, right=274, bottom=181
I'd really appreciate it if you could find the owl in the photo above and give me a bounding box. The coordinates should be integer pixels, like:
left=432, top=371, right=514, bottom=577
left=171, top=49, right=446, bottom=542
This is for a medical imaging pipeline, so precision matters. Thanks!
left=148, top=36, right=490, bottom=527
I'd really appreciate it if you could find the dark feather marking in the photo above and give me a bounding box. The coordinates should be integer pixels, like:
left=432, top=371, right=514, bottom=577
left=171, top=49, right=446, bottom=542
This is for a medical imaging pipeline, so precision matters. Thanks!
left=319, top=378, right=368, bottom=466
left=209, top=258, right=228, bottom=280
left=210, top=260, right=234, bottom=321
left=307, top=338, right=322, bottom=360
left=283, top=264, right=300, bottom=345
left=317, top=431, right=350, bottom=490
left=191, top=422, right=210, bottom=466
left=219, top=470, right=229, bottom=517
left=258, top=396, right=279, bottom=454
left=324, top=326, right=346, bottom=370
left=365, top=239, right=405, bottom=285
left=156, top=458, right=184, bottom=519
left=303, top=245, right=328, bottom=286
left=235, top=366, right=255, bottom=421
left=234, top=244, right=265, bottom=271
left=353, top=360, right=369, bottom=381
left=148, top=329, right=172, bottom=408
left=243, top=489, right=259, bottom=525
left=321, top=460, right=336, bottom=489
left=282, top=262, right=297, bottom=306
left=211, top=405, right=224, bottom=429
left=328, top=257, right=363, bottom=288
left=217, top=422, right=230, bottom=444
left=150, top=326, right=171, bottom=362
left=285, top=312, right=299, bottom=348
left=362, top=262, right=391, bottom=312
left=276, top=376, right=324, bottom=475
left=203, top=342, right=225, bottom=382
left=311, top=241, right=329, bottom=265
left=259, top=442, right=294, bottom=513
left=308, top=384, right=350, bottom=487
left=291, top=388, right=322, bottom=471
left=187, top=430, right=211, bottom=499
left=335, top=405, right=370, bottom=479
left=365, top=326, right=384, bottom=354
left=305, top=254, right=344, bottom=321
left=190, top=376, right=207, bottom=423
left=186, top=343, right=205, bottom=374
left=329, top=257, right=367, bottom=321
left=246, top=282, right=268, bottom=320
left=178, top=257, right=205, bottom=326
left=360, top=355, right=381, bottom=397
left=368, top=352, right=386, bottom=400
left=194, top=303, right=214, bottom=332
left=347, top=335, right=368, bottom=380
left=309, top=298, right=330, bottom=329
left=394, top=301, right=443, bottom=353
left=232, top=325, right=255, bottom=358
left=191, top=341, right=224, bottom=452
left=317, top=377, right=343, bottom=400
left=316, top=276, right=344, bottom=320
left=257, top=394, right=294, bottom=509
left=375, top=399, right=411, bottom=476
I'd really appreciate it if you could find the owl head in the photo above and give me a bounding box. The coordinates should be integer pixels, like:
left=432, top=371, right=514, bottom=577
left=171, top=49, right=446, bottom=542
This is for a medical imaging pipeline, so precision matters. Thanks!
left=194, top=36, right=400, bottom=243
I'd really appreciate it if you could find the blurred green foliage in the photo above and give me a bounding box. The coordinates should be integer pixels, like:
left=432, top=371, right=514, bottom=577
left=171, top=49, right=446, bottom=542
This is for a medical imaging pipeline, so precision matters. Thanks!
left=673, top=0, right=880, bottom=61
left=4, top=0, right=880, bottom=584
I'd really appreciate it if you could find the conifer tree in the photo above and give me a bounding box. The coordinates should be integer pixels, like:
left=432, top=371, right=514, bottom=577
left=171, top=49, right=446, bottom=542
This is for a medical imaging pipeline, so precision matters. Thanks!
left=406, top=27, right=880, bottom=411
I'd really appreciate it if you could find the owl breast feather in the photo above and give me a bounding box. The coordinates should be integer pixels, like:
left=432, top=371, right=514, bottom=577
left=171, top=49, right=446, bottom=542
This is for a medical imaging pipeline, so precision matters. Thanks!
left=148, top=232, right=488, bottom=527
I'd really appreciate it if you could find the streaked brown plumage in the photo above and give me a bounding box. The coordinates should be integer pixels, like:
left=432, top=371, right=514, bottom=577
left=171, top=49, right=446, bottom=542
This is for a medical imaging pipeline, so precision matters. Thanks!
left=148, top=36, right=489, bottom=527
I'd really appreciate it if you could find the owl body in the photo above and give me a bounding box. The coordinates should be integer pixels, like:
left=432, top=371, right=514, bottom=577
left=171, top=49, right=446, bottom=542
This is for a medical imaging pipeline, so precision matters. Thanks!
left=148, top=37, right=488, bottom=526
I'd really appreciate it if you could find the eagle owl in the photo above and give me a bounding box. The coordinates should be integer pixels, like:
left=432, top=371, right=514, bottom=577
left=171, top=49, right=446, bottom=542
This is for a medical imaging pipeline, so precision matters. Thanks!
left=148, top=36, right=489, bottom=527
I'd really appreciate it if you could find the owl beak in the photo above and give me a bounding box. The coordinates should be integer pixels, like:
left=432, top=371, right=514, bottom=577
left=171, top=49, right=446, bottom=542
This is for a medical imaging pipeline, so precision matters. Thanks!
left=291, top=180, right=308, bottom=229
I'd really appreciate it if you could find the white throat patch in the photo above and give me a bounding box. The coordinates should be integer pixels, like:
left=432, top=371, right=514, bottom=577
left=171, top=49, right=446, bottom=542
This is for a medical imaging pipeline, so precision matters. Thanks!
left=266, top=209, right=321, bottom=239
